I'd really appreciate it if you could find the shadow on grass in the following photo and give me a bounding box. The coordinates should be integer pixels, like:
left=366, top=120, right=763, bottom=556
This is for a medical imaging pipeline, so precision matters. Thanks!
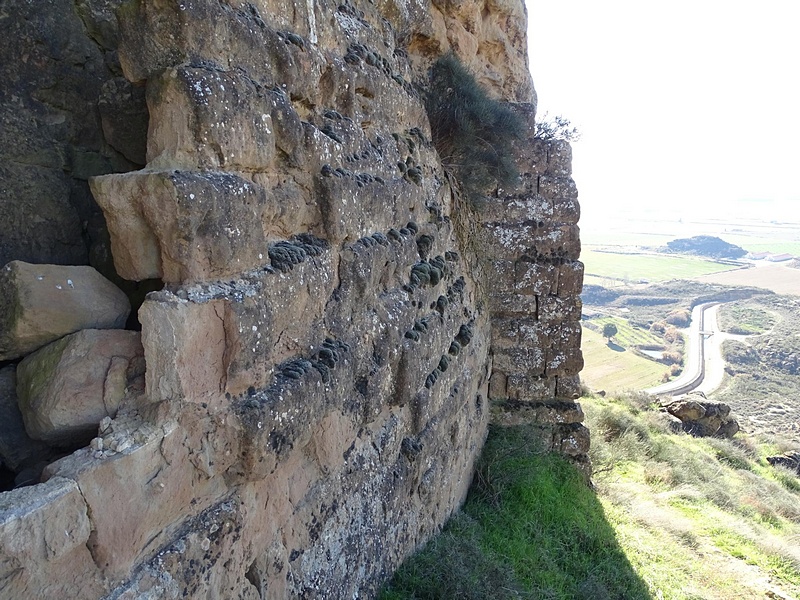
left=380, top=425, right=652, bottom=600
left=607, top=341, right=626, bottom=352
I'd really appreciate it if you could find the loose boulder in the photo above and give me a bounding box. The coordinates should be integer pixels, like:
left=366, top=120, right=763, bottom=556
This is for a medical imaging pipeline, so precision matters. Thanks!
left=16, top=330, right=144, bottom=448
left=663, top=394, right=739, bottom=438
left=0, top=261, right=131, bottom=360
left=766, top=451, right=800, bottom=474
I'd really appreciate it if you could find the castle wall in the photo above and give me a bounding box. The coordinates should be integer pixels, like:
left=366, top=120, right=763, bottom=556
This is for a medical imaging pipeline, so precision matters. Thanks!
left=0, top=1, right=585, bottom=597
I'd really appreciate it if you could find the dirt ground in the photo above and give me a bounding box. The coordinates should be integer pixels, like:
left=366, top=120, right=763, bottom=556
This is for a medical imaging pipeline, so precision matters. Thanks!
left=693, top=263, right=800, bottom=295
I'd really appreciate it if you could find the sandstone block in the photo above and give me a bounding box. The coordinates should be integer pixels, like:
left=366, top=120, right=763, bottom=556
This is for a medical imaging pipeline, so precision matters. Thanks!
left=492, top=346, right=545, bottom=375
left=479, top=193, right=552, bottom=224
left=505, top=373, right=556, bottom=400
left=0, top=476, right=102, bottom=598
left=488, top=371, right=507, bottom=399
left=555, top=374, right=583, bottom=399
left=538, top=175, right=578, bottom=202
left=91, top=170, right=317, bottom=283
left=491, top=400, right=584, bottom=427
left=146, top=67, right=280, bottom=171
left=481, top=222, right=580, bottom=261
left=544, top=140, right=573, bottom=177
left=552, top=195, right=581, bottom=224
left=0, top=261, right=130, bottom=361
left=664, top=396, right=738, bottom=438
left=551, top=423, right=591, bottom=457
left=43, top=421, right=230, bottom=584
left=516, top=261, right=558, bottom=296
left=558, top=260, right=584, bottom=296
left=490, top=317, right=542, bottom=350
left=488, top=293, right=537, bottom=317
left=486, top=260, right=517, bottom=293
left=16, top=330, right=144, bottom=448
left=0, top=366, right=52, bottom=472
left=539, top=295, right=582, bottom=323
left=98, top=77, right=148, bottom=166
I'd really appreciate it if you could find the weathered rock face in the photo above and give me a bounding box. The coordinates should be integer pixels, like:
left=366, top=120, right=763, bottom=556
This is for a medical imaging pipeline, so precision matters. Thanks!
left=0, top=0, right=585, bottom=598
left=0, top=261, right=131, bottom=361
left=0, top=0, right=147, bottom=271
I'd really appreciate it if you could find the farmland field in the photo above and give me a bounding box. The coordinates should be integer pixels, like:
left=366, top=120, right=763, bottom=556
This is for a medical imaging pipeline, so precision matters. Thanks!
left=693, top=263, right=800, bottom=295
left=580, top=327, right=666, bottom=393
left=582, top=249, right=739, bottom=283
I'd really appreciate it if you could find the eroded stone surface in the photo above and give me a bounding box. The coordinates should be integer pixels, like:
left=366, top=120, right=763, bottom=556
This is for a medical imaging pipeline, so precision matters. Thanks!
left=0, top=262, right=131, bottom=361
left=0, top=476, right=102, bottom=598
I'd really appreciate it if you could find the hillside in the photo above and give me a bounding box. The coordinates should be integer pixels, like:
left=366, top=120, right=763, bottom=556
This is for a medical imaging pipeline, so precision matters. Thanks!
left=382, top=393, right=800, bottom=599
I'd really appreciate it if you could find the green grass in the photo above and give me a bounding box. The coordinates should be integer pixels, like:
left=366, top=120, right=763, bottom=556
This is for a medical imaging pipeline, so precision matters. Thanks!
left=582, top=249, right=738, bottom=283
left=585, top=394, right=800, bottom=599
left=381, top=426, right=649, bottom=599
left=717, top=302, right=777, bottom=334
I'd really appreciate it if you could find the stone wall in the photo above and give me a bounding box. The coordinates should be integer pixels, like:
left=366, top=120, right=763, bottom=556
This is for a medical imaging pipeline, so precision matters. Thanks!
left=0, top=0, right=585, bottom=597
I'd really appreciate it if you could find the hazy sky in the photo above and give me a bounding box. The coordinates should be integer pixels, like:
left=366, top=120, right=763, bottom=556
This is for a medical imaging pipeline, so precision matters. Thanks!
left=526, top=0, right=800, bottom=224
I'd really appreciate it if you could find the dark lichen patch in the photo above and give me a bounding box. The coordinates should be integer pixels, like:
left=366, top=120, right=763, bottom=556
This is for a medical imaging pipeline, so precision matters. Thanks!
left=416, top=234, right=434, bottom=259
left=424, top=370, right=439, bottom=389
left=448, top=341, right=461, bottom=356
left=437, top=355, right=449, bottom=372
left=400, top=437, right=423, bottom=461
left=268, top=234, right=328, bottom=272
left=455, top=322, right=474, bottom=346
left=311, top=337, right=350, bottom=383
left=320, top=125, right=343, bottom=144
left=404, top=329, right=420, bottom=342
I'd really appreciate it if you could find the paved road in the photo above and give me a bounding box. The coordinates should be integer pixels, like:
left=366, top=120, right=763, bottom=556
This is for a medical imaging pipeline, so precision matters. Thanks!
left=645, top=302, right=741, bottom=397
left=646, top=303, right=710, bottom=396
left=694, top=305, right=750, bottom=396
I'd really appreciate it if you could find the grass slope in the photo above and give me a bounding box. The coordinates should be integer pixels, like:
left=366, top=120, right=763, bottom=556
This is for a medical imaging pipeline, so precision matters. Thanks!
left=382, top=395, right=800, bottom=600
left=381, top=426, right=649, bottom=599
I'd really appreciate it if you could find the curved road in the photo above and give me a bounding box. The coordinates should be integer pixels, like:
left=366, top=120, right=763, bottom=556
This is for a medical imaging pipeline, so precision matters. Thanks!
left=645, top=303, right=747, bottom=397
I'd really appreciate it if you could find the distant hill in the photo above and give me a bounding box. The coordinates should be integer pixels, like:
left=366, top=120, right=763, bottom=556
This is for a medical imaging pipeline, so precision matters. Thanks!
left=666, top=235, right=746, bottom=259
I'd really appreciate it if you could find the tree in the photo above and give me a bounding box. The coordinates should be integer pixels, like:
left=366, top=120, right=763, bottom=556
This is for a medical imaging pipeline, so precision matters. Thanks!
left=602, top=323, right=618, bottom=343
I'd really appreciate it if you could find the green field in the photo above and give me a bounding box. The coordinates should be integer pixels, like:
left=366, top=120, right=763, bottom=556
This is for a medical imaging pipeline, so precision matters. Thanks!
left=581, top=326, right=666, bottom=392
left=588, top=316, right=664, bottom=347
left=582, top=249, right=739, bottom=283
left=711, top=236, right=800, bottom=257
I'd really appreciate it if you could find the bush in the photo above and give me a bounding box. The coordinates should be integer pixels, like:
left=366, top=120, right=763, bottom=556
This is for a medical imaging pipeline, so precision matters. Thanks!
left=424, top=54, right=522, bottom=208
left=663, top=326, right=683, bottom=344
left=666, top=309, right=691, bottom=327
left=534, top=112, right=581, bottom=142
